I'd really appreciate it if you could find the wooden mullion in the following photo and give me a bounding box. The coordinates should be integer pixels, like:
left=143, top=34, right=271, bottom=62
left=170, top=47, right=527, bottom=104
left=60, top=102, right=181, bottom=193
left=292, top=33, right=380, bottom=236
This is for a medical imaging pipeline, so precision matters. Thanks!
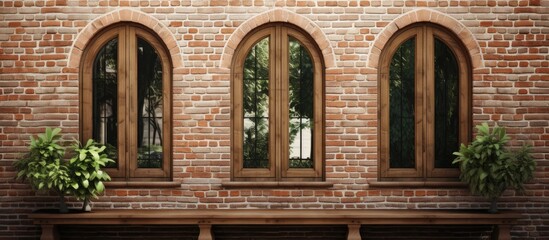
left=415, top=26, right=425, bottom=179
left=280, top=26, right=290, bottom=179
left=127, top=26, right=137, bottom=179
left=273, top=25, right=283, bottom=181
left=424, top=26, right=435, bottom=179
left=117, top=26, right=129, bottom=180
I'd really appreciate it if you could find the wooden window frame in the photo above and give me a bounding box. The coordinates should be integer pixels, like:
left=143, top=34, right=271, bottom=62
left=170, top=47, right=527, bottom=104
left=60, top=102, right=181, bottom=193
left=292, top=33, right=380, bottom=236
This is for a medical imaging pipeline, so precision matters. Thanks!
left=379, top=23, right=471, bottom=181
left=80, top=23, right=172, bottom=181
left=231, top=23, right=325, bottom=182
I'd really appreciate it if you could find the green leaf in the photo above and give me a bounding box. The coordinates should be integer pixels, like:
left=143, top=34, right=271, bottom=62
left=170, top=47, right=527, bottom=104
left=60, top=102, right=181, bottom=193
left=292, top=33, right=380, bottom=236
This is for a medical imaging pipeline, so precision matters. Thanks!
left=82, top=180, right=89, bottom=188
left=480, top=171, right=488, bottom=180
left=79, top=151, right=87, bottom=161
left=90, top=151, right=99, bottom=161
left=95, top=181, right=105, bottom=193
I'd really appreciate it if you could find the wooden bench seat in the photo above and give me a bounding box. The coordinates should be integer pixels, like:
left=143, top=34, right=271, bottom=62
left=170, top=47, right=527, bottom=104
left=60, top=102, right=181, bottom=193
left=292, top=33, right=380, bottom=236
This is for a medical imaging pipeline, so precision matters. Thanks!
left=29, top=209, right=521, bottom=240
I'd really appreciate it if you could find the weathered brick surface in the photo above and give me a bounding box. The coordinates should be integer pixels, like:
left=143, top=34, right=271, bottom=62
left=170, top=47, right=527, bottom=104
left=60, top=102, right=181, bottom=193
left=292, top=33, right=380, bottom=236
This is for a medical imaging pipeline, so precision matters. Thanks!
left=0, top=0, right=548, bottom=239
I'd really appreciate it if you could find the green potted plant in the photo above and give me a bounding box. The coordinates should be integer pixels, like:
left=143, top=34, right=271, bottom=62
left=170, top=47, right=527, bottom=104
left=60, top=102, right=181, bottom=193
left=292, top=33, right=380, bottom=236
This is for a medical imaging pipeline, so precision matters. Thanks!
left=14, top=128, right=113, bottom=213
left=14, top=128, right=72, bottom=213
left=453, top=123, right=536, bottom=213
left=68, top=139, right=114, bottom=211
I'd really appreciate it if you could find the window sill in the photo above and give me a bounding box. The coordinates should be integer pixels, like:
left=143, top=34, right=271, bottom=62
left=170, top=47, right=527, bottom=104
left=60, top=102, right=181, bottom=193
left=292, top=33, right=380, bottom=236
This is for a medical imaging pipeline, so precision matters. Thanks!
left=368, top=180, right=467, bottom=188
left=105, top=181, right=181, bottom=188
left=221, top=181, right=334, bottom=188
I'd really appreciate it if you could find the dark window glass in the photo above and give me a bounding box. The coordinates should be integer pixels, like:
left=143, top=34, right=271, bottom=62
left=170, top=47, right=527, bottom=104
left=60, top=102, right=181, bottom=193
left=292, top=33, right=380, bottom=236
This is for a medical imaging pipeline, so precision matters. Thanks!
left=243, top=37, right=270, bottom=168
left=137, top=38, right=164, bottom=168
left=288, top=37, right=314, bottom=168
left=93, top=38, right=118, bottom=166
left=389, top=38, right=415, bottom=168
left=434, top=38, right=459, bottom=168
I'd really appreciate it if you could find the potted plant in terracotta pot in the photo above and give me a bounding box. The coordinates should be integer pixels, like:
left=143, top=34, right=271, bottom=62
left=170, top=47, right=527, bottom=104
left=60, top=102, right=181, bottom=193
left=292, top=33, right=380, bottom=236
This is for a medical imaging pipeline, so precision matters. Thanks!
left=14, top=128, right=113, bottom=213
left=453, top=123, right=536, bottom=213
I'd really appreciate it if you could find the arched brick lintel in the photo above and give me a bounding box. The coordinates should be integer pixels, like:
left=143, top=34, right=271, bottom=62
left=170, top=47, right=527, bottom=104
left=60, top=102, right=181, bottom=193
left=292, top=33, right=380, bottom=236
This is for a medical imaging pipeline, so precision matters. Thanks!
left=367, top=8, right=483, bottom=70
left=67, top=9, right=182, bottom=69
left=220, top=8, right=336, bottom=69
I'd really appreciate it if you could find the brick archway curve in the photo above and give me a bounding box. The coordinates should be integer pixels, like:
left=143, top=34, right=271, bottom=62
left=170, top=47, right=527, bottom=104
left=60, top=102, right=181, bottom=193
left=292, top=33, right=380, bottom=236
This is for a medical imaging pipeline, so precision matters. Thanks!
left=366, top=8, right=483, bottom=70
left=67, top=9, right=182, bottom=69
left=220, top=8, right=336, bottom=69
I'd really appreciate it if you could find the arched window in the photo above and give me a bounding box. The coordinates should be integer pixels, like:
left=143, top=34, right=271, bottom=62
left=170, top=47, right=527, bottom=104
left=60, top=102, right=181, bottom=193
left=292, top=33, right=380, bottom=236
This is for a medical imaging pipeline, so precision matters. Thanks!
left=379, top=23, right=471, bottom=181
left=81, top=24, right=172, bottom=181
left=232, top=23, right=324, bottom=181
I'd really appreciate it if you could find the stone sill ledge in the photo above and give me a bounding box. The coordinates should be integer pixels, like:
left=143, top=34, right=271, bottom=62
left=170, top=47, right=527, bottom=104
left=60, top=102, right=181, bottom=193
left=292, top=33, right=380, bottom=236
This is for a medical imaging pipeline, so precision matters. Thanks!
left=105, top=181, right=181, bottom=188
left=368, top=180, right=467, bottom=188
left=221, top=181, right=334, bottom=188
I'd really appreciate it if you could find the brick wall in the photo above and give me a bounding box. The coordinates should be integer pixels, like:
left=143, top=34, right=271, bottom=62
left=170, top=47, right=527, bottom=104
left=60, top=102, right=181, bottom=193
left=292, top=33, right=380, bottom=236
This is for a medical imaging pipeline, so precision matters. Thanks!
left=0, top=0, right=548, bottom=239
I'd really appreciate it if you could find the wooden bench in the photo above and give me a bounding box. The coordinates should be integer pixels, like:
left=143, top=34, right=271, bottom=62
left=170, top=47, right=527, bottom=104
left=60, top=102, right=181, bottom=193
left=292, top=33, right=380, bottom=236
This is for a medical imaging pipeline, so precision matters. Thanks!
left=29, top=209, right=521, bottom=240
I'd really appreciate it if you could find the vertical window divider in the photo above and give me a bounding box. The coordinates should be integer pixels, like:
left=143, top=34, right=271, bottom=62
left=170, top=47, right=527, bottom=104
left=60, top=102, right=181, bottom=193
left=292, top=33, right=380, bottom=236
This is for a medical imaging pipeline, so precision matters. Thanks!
left=415, top=27, right=425, bottom=178
left=128, top=26, right=138, bottom=179
left=425, top=27, right=435, bottom=179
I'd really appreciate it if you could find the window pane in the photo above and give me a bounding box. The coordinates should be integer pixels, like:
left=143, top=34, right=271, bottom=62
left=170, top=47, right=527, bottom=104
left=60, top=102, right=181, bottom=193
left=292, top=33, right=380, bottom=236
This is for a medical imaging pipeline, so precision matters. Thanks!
left=389, top=38, right=415, bottom=168
left=243, top=37, right=270, bottom=168
left=288, top=37, right=314, bottom=168
left=434, top=38, right=459, bottom=168
left=93, top=38, right=118, bottom=167
left=137, top=38, right=163, bottom=168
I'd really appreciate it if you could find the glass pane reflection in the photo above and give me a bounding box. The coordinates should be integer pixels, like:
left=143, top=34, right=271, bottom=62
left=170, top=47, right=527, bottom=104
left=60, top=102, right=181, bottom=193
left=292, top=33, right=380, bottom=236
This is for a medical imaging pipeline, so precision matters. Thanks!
left=389, top=38, right=416, bottom=168
left=288, top=37, right=314, bottom=168
left=93, top=38, right=118, bottom=167
left=243, top=37, right=270, bottom=168
left=434, top=38, right=459, bottom=168
left=137, top=38, right=163, bottom=168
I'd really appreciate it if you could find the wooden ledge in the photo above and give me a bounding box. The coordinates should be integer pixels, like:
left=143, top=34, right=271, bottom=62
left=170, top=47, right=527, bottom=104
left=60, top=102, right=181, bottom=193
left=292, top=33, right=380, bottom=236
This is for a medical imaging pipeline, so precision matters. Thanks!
left=221, top=181, right=334, bottom=188
left=368, top=180, right=467, bottom=188
left=30, top=209, right=522, bottom=225
left=104, top=181, right=181, bottom=188
left=29, top=209, right=521, bottom=240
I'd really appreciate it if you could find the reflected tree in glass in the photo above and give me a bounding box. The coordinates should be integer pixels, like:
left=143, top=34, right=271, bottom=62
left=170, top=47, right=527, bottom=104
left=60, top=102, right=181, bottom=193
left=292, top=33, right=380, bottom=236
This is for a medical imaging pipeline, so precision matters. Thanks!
left=93, top=38, right=118, bottom=167
left=288, top=37, right=314, bottom=168
left=242, top=38, right=270, bottom=168
left=389, top=38, right=416, bottom=168
left=434, top=38, right=459, bottom=168
left=137, top=38, right=163, bottom=168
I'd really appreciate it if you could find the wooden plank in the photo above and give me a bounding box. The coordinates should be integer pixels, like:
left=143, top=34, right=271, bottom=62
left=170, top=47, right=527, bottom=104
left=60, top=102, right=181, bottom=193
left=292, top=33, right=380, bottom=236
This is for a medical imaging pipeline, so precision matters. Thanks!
left=30, top=209, right=520, bottom=240
left=30, top=209, right=522, bottom=223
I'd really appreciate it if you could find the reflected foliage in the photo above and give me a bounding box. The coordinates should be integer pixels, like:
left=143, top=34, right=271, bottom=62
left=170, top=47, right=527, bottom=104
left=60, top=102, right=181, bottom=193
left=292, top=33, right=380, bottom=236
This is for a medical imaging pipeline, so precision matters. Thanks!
left=288, top=37, right=314, bottom=168
left=389, top=38, right=416, bottom=168
left=92, top=38, right=118, bottom=167
left=434, top=38, right=459, bottom=168
left=92, top=37, right=164, bottom=169
left=243, top=38, right=270, bottom=168
left=241, top=37, right=316, bottom=169
left=137, top=38, right=164, bottom=169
